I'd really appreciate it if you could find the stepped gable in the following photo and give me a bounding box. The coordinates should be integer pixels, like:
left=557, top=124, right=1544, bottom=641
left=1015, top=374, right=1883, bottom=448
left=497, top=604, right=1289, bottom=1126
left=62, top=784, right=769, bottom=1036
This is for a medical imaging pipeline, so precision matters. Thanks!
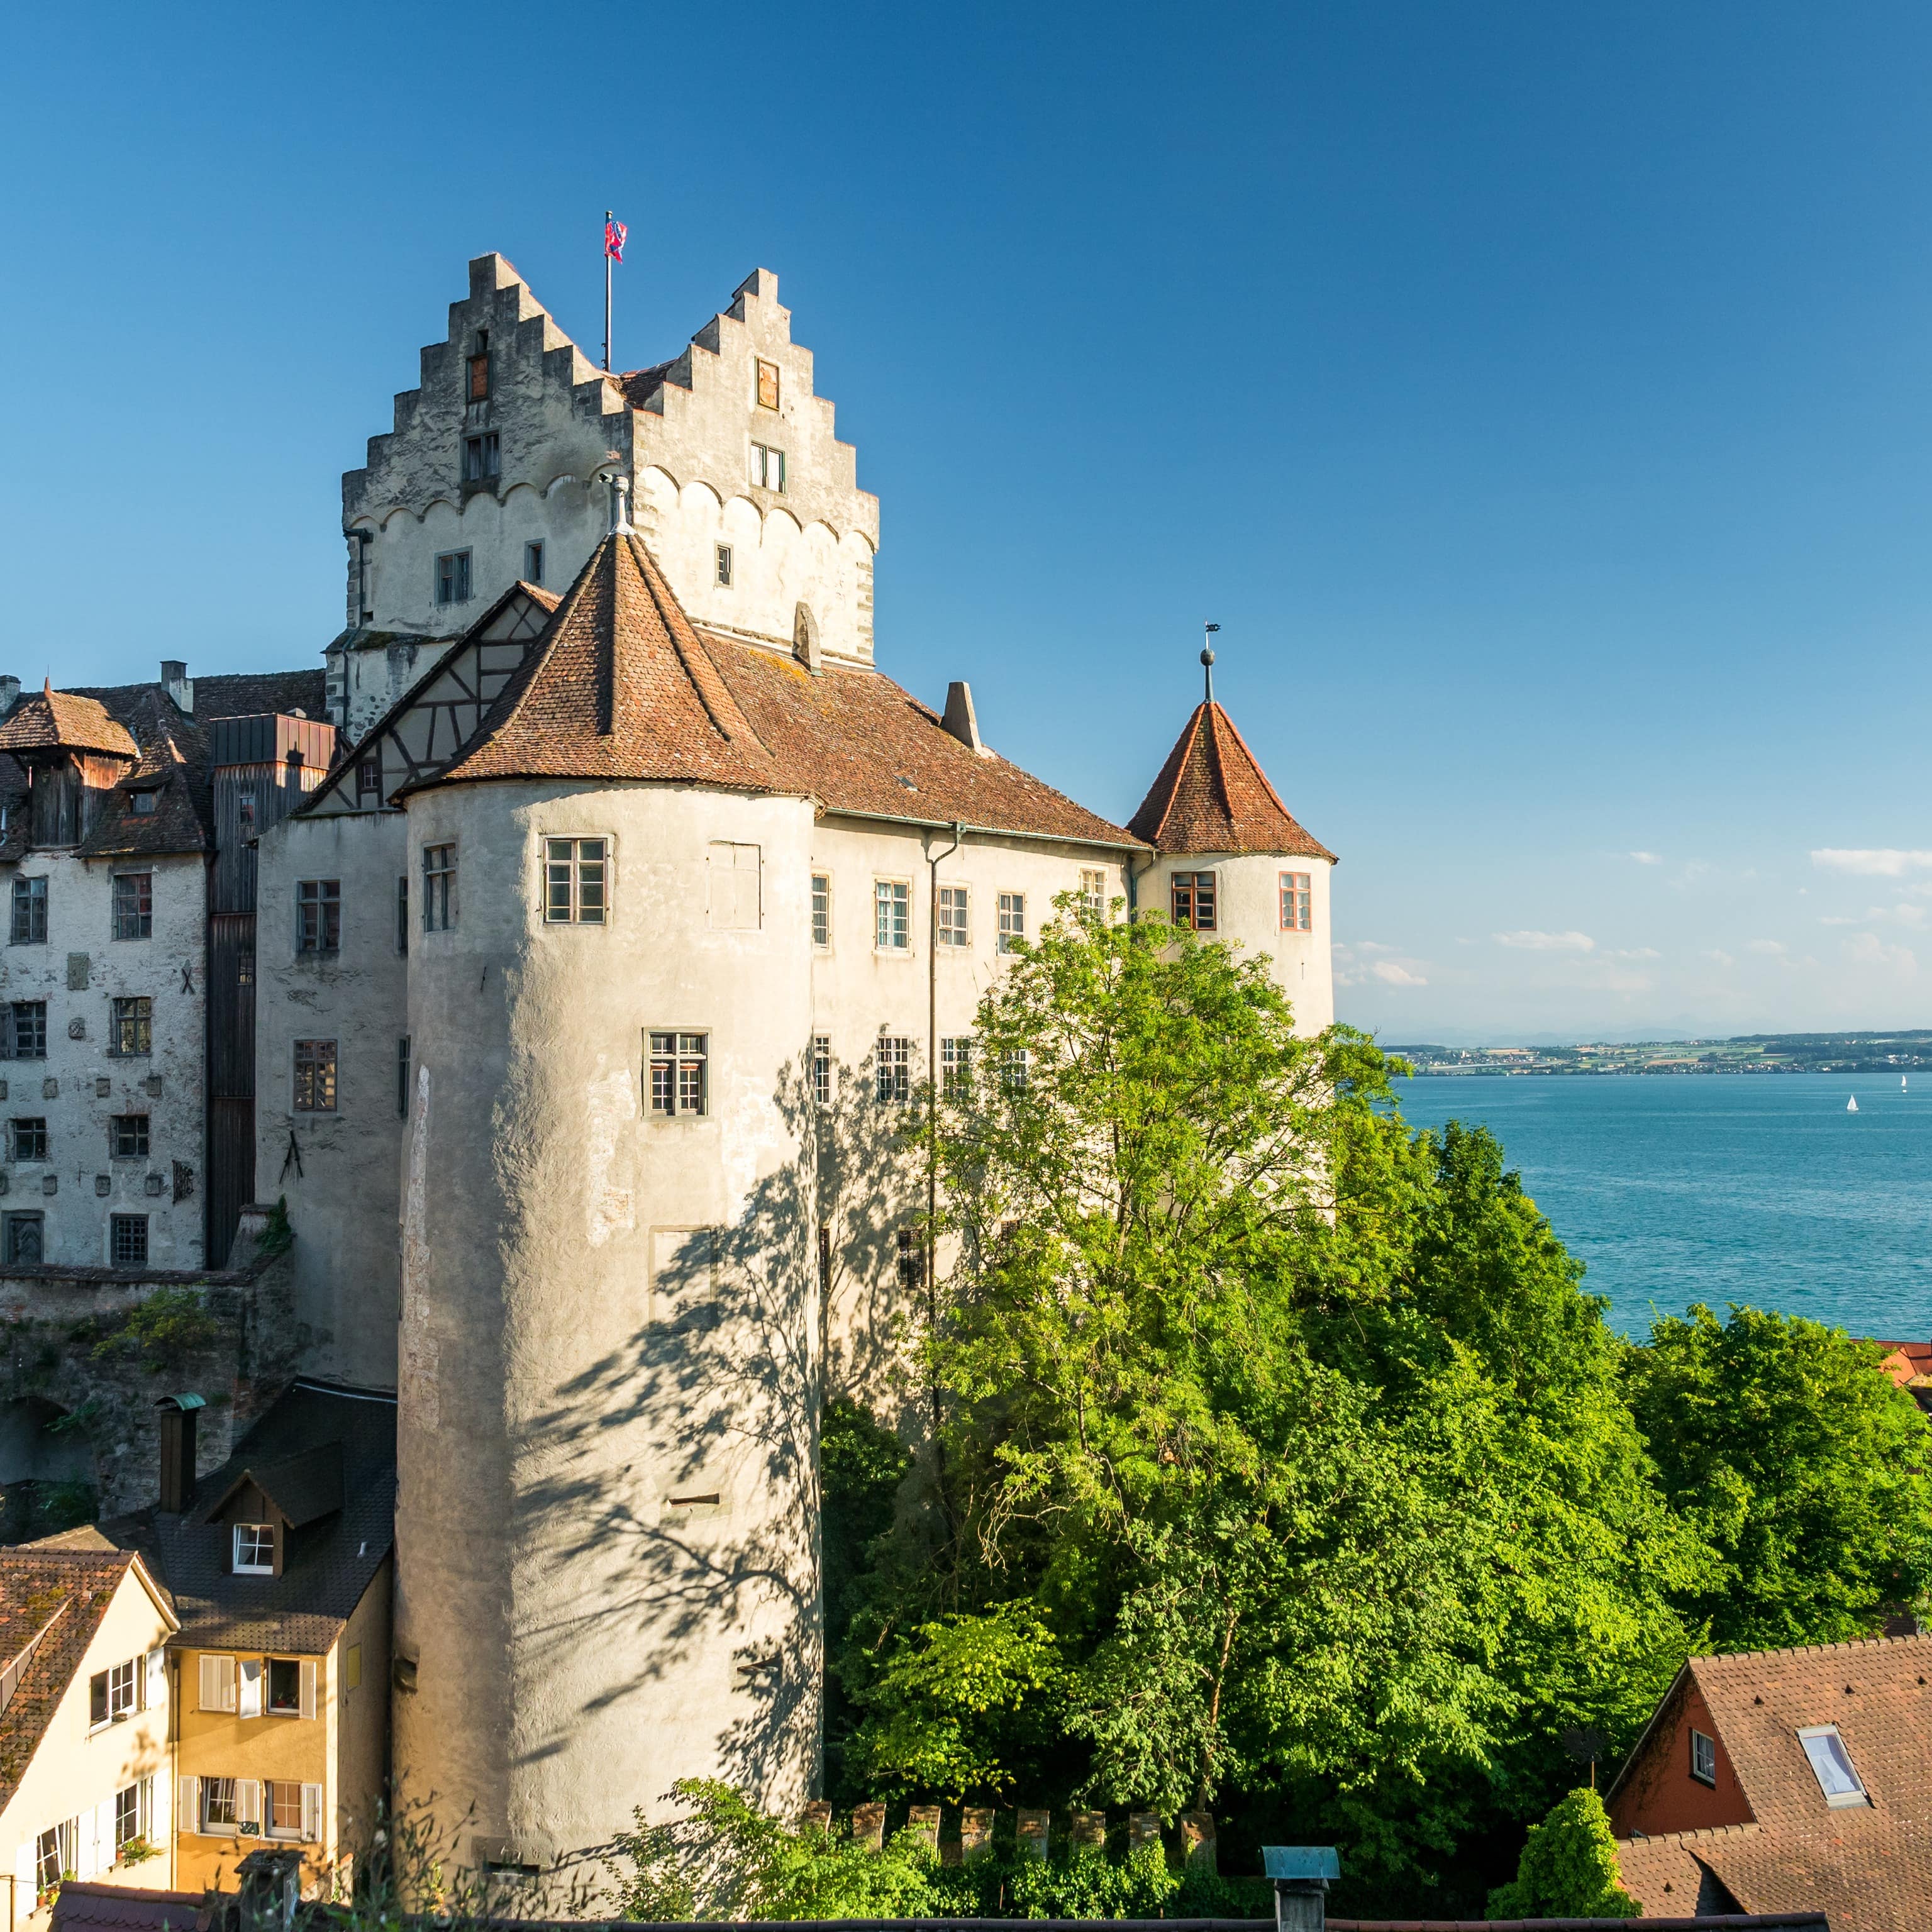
left=1129, top=700, right=1335, bottom=860
left=704, top=633, right=1140, bottom=848
left=419, top=533, right=779, bottom=794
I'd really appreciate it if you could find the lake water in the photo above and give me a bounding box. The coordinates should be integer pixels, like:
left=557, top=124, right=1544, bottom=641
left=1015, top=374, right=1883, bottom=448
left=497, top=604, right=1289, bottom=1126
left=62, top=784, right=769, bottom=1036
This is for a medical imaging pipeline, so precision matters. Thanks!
left=1390, top=1074, right=1932, bottom=1341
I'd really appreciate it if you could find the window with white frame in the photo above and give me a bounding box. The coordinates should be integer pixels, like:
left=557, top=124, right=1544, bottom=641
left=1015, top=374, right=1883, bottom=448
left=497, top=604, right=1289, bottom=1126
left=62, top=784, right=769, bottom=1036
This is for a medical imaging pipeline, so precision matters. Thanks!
left=875, top=880, right=910, bottom=951
left=113, top=1779, right=150, bottom=1858
left=36, top=1819, right=74, bottom=1894
left=1080, top=869, right=1107, bottom=919
left=812, top=1035, right=832, bottom=1108
left=941, top=1036, right=973, bottom=1096
left=997, top=892, right=1025, bottom=953
left=938, top=885, right=970, bottom=947
left=748, top=442, right=786, bottom=492
left=545, top=837, right=608, bottom=924
left=233, top=1523, right=274, bottom=1574
left=811, top=874, right=831, bottom=950
left=200, top=1777, right=240, bottom=1833
left=1797, top=1725, right=1868, bottom=1807
left=1280, top=870, right=1312, bottom=931
left=648, top=1033, right=708, bottom=1117
left=265, top=1657, right=307, bottom=1716
left=875, top=1036, right=911, bottom=1104
left=89, top=1657, right=137, bottom=1728
left=1690, top=1728, right=1717, bottom=1785
left=1001, top=1047, right=1030, bottom=1092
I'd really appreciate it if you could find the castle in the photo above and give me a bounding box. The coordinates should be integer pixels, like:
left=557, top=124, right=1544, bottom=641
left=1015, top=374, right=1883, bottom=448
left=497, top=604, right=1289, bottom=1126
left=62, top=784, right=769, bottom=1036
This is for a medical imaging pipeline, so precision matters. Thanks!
left=0, top=257, right=1335, bottom=1892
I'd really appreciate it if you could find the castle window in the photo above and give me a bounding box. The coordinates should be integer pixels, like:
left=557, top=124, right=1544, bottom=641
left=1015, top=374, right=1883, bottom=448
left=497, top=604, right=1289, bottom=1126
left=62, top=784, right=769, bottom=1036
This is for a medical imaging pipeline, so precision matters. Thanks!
left=109, top=1214, right=148, bottom=1268
left=357, top=758, right=382, bottom=802
left=297, top=879, right=341, bottom=953
left=708, top=843, right=761, bottom=930
left=1080, top=869, right=1108, bottom=919
left=811, top=874, right=831, bottom=950
left=648, top=1032, right=708, bottom=1117
left=874, top=880, right=910, bottom=952
left=748, top=442, right=786, bottom=492
left=897, top=1228, right=925, bottom=1289
left=545, top=838, right=608, bottom=924
left=110, top=997, right=152, bottom=1057
left=397, top=1036, right=411, bottom=1118
left=292, top=1039, right=337, bottom=1112
left=4, top=1212, right=43, bottom=1265
left=1690, top=1728, right=1717, bottom=1786
left=10, top=877, right=45, bottom=946
left=716, top=543, right=733, bottom=587
left=1171, top=872, right=1216, bottom=933
left=1280, top=872, right=1311, bottom=932
left=9, top=1001, right=46, bottom=1059
left=462, top=433, right=500, bottom=484
left=467, top=337, right=490, bottom=401
left=938, top=885, right=970, bottom=947
left=812, top=1035, right=831, bottom=1108
left=423, top=845, right=457, bottom=931
left=875, top=1036, right=911, bottom=1105
left=111, top=1114, right=148, bottom=1160
left=997, top=892, right=1026, bottom=953
left=756, top=358, right=780, bottom=411
left=112, top=872, right=153, bottom=941
left=129, top=789, right=158, bottom=816
left=233, top=1525, right=274, bottom=1575
left=9, top=1119, right=46, bottom=1162
left=435, top=551, right=472, bottom=606
left=396, top=875, right=409, bottom=953
left=524, top=541, right=544, bottom=585
left=941, top=1036, right=972, bottom=1096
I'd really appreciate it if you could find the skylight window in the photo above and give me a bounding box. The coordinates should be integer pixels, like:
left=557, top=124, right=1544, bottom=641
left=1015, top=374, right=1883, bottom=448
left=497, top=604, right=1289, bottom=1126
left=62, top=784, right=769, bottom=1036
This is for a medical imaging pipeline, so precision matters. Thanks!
left=1796, top=1725, right=1868, bottom=1807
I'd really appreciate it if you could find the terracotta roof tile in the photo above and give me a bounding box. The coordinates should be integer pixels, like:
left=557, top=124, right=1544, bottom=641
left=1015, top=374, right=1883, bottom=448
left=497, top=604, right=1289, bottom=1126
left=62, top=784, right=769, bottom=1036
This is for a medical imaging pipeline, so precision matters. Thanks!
left=1128, top=701, right=1335, bottom=860
left=1697, top=1812, right=1932, bottom=1932
left=0, top=684, right=139, bottom=760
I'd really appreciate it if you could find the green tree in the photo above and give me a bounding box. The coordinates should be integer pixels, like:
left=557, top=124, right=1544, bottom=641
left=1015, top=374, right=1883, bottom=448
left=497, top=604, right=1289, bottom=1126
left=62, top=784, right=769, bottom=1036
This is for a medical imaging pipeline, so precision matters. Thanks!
left=1485, top=1787, right=1640, bottom=1919
left=1627, top=1303, right=1932, bottom=1650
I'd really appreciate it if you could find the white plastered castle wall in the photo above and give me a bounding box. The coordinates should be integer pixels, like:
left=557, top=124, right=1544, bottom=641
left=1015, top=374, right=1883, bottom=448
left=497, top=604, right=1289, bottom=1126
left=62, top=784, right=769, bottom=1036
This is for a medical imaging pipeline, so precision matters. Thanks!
left=253, top=810, right=409, bottom=1386
left=340, top=259, right=878, bottom=716
left=0, top=852, right=207, bottom=1267
left=1152, top=852, right=1335, bottom=1035
left=391, top=779, right=823, bottom=1875
left=3, top=1564, right=175, bottom=1923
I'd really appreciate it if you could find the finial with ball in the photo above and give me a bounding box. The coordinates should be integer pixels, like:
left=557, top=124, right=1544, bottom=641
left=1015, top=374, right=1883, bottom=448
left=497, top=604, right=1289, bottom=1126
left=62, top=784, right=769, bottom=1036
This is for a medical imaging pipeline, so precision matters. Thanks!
left=1202, top=623, right=1220, bottom=704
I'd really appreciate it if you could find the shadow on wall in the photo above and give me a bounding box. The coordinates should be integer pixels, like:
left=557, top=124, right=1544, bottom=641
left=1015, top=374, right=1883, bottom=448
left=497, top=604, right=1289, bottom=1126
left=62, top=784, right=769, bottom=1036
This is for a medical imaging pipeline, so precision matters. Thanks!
left=511, top=1039, right=926, bottom=1824
left=0, top=1395, right=98, bottom=1542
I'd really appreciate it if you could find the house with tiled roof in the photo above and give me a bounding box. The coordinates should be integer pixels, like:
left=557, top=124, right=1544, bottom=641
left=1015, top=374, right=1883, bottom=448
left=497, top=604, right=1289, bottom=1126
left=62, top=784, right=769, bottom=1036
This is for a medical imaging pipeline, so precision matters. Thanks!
left=218, top=253, right=1340, bottom=1901
left=0, top=1547, right=177, bottom=1922
left=0, top=661, right=331, bottom=1272
left=1608, top=1633, right=1932, bottom=1929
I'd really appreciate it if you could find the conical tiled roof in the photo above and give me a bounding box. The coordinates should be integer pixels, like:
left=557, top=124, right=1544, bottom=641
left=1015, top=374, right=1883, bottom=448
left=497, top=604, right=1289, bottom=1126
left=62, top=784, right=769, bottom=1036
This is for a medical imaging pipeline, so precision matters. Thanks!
left=1128, top=701, right=1335, bottom=860
left=0, top=680, right=140, bottom=760
left=421, top=533, right=779, bottom=792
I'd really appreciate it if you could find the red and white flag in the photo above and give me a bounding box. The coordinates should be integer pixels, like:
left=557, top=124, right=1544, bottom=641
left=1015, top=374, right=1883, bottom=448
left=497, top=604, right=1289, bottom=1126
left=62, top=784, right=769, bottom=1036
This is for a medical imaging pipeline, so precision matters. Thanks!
left=604, top=217, right=627, bottom=263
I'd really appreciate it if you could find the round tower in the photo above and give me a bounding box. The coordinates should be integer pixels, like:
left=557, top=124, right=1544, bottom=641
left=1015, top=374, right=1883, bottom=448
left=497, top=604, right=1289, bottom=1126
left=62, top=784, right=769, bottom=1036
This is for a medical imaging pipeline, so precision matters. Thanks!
left=389, top=531, right=821, bottom=1889
left=1128, top=647, right=1337, bottom=1032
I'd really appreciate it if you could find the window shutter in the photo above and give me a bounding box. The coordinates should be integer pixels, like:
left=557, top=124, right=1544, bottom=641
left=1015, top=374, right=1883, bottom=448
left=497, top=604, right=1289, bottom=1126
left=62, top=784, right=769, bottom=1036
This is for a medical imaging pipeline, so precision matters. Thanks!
left=236, top=1779, right=260, bottom=1833
left=16, top=1841, right=35, bottom=1892
left=75, top=1807, right=96, bottom=1880
left=198, top=1654, right=218, bottom=1711
left=95, top=1799, right=115, bottom=1870
left=143, top=1647, right=165, bottom=1709
left=301, top=1784, right=323, bottom=1845
left=140, top=1774, right=155, bottom=1838
left=299, top=1658, right=317, bottom=1721
left=177, top=1776, right=199, bottom=1836
left=238, top=1656, right=262, bottom=1718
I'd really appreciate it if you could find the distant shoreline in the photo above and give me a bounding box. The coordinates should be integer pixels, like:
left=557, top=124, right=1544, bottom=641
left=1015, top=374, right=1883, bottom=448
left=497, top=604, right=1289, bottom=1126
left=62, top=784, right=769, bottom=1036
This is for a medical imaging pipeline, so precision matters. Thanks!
left=1387, top=1031, right=1932, bottom=1077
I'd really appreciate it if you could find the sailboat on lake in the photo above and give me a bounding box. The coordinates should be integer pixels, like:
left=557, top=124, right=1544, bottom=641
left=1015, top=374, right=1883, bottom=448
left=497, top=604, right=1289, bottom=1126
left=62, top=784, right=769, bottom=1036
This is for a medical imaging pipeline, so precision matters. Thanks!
left=1848, top=1095, right=1859, bottom=1112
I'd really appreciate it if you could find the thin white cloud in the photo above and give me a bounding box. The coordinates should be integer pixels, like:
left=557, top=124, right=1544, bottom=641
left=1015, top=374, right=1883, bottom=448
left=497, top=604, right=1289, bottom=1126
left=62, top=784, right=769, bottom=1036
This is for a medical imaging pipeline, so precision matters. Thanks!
left=1811, top=848, right=1932, bottom=877
left=1629, top=851, right=1663, bottom=865
left=1371, top=961, right=1428, bottom=986
left=1354, top=940, right=1396, bottom=953
left=1746, top=939, right=1786, bottom=955
left=1494, top=930, right=1596, bottom=952
left=1604, top=947, right=1662, bottom=960
left=1844, top=932, right=1919, bottom=976
left=1701, top=949, right=1736, bottom=967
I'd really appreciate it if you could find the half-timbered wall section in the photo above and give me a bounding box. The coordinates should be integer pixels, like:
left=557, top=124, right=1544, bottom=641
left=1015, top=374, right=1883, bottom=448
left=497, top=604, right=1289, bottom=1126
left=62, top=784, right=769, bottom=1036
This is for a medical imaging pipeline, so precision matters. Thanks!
left=306, top=587, right=556, bottom=818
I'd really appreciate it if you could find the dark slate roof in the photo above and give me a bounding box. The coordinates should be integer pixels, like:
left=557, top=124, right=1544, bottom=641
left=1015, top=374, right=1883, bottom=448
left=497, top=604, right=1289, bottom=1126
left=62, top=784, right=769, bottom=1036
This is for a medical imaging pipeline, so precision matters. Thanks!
left=0, top=668, right=328, bottom=865
left=0, top=1549, right=171, bottom=1811
left=1128, top=700, right=1335, bottom=860
left=50, top=1882, right=210, bottom=1932
left=85, top=1380, right=395, bottom=1655
left=201, top=1441, right=344, bottom=1530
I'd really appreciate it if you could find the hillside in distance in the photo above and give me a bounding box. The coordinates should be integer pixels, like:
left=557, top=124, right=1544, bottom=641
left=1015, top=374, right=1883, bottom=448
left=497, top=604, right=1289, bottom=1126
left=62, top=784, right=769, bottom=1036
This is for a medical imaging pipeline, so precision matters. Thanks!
left=1390, top=1030, right=1932, bottom=1075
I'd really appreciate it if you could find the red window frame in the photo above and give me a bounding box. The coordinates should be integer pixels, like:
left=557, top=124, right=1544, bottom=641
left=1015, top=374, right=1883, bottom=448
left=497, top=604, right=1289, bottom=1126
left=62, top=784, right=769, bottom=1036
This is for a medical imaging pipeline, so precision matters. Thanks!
left=1170, top=872, right=1216, bottom=932
left=1279, top=871, right=1312, bottom=931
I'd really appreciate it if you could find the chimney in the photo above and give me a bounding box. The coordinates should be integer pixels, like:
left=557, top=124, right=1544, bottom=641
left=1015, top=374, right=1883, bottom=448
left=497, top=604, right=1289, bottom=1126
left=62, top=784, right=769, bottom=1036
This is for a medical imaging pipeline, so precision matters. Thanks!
left=160, top=661, right=194, bottom=714
left=155, top=1392, right=204, bottom=1513
left=0, top=677, right=18, bottom=718
left=1264, top=1847, right=1340, bottom=1931
left=941, top=680, right=983, bottom=753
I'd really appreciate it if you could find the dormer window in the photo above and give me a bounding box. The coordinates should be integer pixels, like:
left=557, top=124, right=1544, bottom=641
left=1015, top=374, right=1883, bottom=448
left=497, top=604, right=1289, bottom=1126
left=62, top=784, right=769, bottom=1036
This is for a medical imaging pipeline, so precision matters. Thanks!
left=233, top=1523, right=274, bottom=1574
left=1797, top=1725, right=1868, bottom=1807
left=129, top=789, right=158, bottom=816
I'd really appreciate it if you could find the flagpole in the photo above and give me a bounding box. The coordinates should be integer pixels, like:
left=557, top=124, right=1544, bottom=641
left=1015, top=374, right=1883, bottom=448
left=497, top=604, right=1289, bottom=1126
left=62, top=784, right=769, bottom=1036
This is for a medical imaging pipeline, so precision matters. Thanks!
left=603, top=208, right=613, bottom=372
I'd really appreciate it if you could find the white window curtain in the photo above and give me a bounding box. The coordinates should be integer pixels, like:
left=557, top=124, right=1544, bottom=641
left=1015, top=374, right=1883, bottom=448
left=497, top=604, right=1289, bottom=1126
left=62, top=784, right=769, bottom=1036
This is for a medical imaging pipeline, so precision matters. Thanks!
left=237, top=1657, right=262, bottom=1719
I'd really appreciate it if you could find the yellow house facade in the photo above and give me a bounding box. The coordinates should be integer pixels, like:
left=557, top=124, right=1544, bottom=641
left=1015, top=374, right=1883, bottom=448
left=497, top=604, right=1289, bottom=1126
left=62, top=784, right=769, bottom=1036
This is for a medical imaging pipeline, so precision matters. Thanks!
left=0, top=1550, right=179, bottom=1923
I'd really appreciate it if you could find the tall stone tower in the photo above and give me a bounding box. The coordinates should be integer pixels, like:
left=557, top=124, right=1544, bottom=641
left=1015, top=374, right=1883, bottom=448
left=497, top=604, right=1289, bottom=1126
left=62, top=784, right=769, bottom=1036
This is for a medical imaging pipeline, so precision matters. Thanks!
left=1129, top=664, right=1336, bottom=1031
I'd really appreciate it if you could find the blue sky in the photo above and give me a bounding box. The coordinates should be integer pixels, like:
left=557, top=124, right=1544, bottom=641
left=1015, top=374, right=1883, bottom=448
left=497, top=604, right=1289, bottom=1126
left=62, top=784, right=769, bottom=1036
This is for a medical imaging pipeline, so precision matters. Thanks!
left=5, top=2, right=1932, bottom=1043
